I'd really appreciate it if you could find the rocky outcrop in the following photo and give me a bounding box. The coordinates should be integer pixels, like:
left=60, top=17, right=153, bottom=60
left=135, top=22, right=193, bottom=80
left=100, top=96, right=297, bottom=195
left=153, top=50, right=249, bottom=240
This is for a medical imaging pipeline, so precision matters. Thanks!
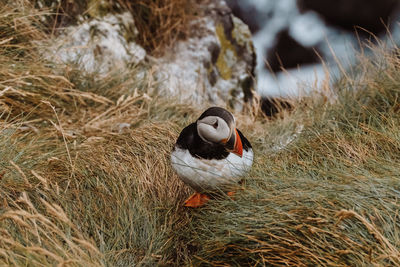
left=155, top=1, right=256, bottom=109
left=44, top=12, right=146, bottom=75
left=42, top=1, right=256, bottom=109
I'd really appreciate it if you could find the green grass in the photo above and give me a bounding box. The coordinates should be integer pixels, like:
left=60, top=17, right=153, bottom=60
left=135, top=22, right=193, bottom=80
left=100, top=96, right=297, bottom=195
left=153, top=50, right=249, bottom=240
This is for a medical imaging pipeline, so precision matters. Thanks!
left=1, top=1, right=400, bottom=266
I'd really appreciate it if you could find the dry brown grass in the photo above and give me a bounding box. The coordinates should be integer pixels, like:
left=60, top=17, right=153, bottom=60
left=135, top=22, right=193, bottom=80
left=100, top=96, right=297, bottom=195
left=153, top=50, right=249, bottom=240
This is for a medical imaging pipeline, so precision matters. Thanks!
left=181, top=43, right=400, bottom=266
left=118, top=0, right=195, bottom=54
left=0, top=2, right=194, bottom=265
left=34, top=0, right=196, bottom=54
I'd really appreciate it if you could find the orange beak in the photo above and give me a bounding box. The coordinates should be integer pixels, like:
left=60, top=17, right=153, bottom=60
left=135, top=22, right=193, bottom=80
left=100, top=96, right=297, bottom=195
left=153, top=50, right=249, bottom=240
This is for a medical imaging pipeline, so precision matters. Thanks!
left=232, top=129, right=243, bottom=157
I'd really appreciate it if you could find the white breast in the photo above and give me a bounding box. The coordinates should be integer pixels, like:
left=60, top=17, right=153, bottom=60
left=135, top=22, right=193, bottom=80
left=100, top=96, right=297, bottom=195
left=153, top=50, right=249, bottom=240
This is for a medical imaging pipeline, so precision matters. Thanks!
left=171, top=147, right=253, bottom=192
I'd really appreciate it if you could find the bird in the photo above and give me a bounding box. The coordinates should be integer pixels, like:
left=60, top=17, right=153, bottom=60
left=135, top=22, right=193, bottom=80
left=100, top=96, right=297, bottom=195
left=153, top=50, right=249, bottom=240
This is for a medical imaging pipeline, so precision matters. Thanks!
left=171, top=106, right=253, bottom=207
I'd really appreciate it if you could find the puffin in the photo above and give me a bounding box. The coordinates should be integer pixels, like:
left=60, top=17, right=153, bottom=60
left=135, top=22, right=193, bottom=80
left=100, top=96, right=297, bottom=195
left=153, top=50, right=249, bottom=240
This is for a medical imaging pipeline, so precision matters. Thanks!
left=171, top=106, right=253, bottom=207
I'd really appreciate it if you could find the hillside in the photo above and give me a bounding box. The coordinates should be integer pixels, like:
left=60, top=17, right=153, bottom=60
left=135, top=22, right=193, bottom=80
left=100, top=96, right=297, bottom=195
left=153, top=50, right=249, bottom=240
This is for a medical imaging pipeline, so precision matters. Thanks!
left=1, top=1, right=400, bottom=266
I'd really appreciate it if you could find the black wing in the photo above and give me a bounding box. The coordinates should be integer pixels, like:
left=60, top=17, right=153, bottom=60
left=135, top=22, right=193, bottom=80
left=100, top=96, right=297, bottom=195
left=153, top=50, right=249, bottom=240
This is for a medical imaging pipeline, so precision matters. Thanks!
left=174, top=123, right=229, bottom=160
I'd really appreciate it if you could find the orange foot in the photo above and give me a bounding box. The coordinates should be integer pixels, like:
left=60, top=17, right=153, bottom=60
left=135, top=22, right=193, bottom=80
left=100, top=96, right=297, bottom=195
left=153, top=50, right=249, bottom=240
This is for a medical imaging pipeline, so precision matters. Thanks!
left=184, top=193, right=210, bottom=208
left=226, top=191, right=235, bottom=197
left=227, top=191, right=235, bottom=198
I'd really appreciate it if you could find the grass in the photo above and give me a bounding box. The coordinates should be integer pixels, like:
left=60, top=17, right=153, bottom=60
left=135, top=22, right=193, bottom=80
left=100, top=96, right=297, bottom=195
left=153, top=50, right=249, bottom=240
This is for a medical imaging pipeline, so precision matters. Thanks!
left=1, top=1, right=400, bottom=266
left=35, top=0, right=195, bottom=54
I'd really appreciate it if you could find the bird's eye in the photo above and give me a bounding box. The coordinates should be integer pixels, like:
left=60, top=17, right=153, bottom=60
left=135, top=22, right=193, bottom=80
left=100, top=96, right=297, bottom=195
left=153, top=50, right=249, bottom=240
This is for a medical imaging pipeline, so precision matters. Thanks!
left=213, top=120, right=218, bottom=129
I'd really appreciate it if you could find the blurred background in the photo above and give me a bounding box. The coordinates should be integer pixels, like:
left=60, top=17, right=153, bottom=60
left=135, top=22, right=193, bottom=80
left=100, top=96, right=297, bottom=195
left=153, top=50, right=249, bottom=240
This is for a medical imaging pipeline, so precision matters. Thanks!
left=225, top=0, right=400, bottom=97
left=30, top=0, right=400, bottom=103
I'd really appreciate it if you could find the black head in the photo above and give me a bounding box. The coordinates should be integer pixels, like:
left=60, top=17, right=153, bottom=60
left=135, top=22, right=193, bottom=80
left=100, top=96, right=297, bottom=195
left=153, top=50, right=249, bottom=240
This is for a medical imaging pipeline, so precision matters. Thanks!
left=197, top=107, right=235, bottom=126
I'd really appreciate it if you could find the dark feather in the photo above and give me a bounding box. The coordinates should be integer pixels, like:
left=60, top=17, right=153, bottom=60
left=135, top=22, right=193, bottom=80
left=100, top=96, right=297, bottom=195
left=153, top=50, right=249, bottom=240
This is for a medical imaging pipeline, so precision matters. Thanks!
left=175, top=123, right=229, bottom=160
left=174, top=123, right=252, bottom=159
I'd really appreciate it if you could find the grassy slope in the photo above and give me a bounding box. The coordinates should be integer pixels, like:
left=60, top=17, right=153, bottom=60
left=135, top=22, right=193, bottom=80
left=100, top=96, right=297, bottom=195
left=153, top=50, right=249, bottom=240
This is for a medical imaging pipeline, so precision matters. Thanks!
left=1, top=1, right=400, bottom=266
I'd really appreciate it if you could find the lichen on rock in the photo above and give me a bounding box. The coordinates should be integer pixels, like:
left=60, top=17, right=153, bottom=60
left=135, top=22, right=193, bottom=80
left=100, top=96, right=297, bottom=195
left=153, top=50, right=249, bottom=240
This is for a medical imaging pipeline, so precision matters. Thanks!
left=39, top=1, right=256, bottom=109
left=154, top=1, right=256, bottom=110
left=215, top=22, right=236, bottom=80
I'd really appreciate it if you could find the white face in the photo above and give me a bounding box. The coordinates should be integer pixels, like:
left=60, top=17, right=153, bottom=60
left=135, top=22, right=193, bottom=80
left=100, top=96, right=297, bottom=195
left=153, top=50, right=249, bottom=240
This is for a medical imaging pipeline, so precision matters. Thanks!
left=197, top=116, right=233, bottom=144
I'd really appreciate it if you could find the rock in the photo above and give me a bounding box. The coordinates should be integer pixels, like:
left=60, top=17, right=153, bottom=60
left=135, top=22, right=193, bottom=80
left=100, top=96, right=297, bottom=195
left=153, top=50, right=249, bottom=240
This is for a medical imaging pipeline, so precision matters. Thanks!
left=298, top=0, right=400, bottom=35
left=266, top=29, right=320, bottom=72
left=154, top=1, right=256, bottom=110
left=261, top=97, right=293, bottom=117
left=40, top=1, right=256, bottom=109
left=44, top=12, right=146, bottom=75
